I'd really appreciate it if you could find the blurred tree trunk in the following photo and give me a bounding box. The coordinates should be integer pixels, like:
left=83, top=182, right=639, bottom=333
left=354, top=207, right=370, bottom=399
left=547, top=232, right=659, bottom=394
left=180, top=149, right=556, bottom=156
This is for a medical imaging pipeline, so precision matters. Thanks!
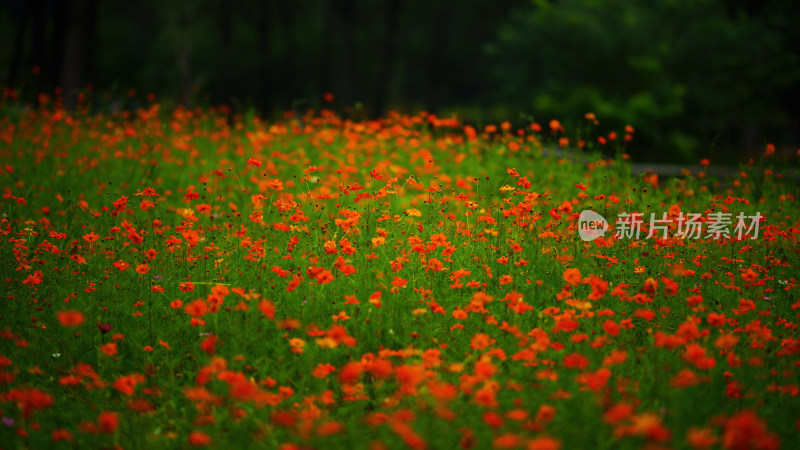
left=7, top=0, right=31, bottom=88
left=50, top=0, right=66, bottom=90
left=334, top=0, right=356, bottom=107
left=276, top=0, right=296, bottom=106
left=31, top=0, right=46, bottom=91
left=217, top=0, right=232, bottom=104
left=60, top=0, right=96, bottom=109
left=255, top=2, right=271, bottom=108
left=317, top=0, right=336, bottom=100
left=84, top=0, right=97, bottom=89
left=426, top=6, right=447, bottom=112
left=178, top=3, right=196, bottom=107
left=371, top=0, right=401, bottom=117
left=218, top=0, right=232, bottom=50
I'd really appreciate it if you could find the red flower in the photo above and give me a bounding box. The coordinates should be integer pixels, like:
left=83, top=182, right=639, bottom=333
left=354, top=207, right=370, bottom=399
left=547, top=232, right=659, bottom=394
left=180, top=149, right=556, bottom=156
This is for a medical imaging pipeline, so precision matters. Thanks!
left=97, top=411, right=119, bottom=433
left=563, top=268, right=582, bottom=285
left=58, top=310, right=85, bottom=327
left=184, top=299, right=208, bottom=318
left=338, top=362, right=362, bottom=384
left=113, top=374, right=145, bottom=396
left=562, top=352, right=589, bottom=370
left=83, top=232, right=100, bottom=243
left=723, top=410, right=779, bottom=450
left=188, top=431, right=212, bottom=446
left=7, top=387, right=54, bottom=419
left=200, top=334, right=218, bottom=355
left=100, top=342, right=118, bottom=357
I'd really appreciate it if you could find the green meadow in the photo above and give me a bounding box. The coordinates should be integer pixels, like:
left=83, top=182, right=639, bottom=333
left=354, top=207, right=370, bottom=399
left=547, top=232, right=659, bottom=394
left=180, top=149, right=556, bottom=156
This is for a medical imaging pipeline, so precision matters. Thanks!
left=1, top=98, right=798, bottom=449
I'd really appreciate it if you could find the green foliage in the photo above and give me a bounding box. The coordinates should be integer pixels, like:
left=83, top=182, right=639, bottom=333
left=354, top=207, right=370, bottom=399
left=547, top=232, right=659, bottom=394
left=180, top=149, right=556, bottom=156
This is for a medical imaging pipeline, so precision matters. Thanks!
left=485, top=0, right=800, bottom=161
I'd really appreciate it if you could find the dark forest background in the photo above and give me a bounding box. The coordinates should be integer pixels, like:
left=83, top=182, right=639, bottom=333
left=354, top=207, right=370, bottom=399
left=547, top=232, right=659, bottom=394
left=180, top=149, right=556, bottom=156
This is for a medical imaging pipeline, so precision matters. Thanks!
left=2, top=0, right=799, bottom=162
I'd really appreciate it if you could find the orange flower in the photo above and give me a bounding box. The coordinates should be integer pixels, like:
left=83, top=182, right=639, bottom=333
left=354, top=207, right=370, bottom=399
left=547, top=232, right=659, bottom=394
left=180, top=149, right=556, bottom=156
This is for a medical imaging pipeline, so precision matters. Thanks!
left=100, top=342, right=118, bottom=357
left=683, top=343, right=716, bottom=370
left=7, top=387, right=54, bottom=419
left=57, top=310, right=85, bottom=327
left=200, top=335, right=218, bottom=355
left=426, top=258, right=445, bottom=273
left=470, top=333, right=494, bottom=351
left=113, top=373, right=145, bottom=396
left=51, top=428, right=74, bottom=442
left=722, top=410, right=779, bottom=450
left=474, top=381, right=499, bottom=407
left=388, top=420, right=426, bottom=450
left=316, top=269, right=335, bottom=284
left=338, top=362, right=363, bottom=384
left=313, top=363, right=336, bottom=378
left=588, top=276, right=609, bottom=300
left=577, top=368, right=611, bottom=392
left=602, top=320, right=620, bottom=336
left=536, top=404, right=556, bottom=423
left=258, top=299, right=275, bottom=319
left=289, top=338, right=305, bottom=354
left=474, top=359, right=496, bottom=379
left=714, top=333, right=739, bottom=350
left=563, top=268, right=582, bottom=285
left=83, top=232, right=100, bottom=243
left=562, top=353, right=589, bottom=370
left=553, top=317, right=579, bottom=333
left=317, top=420, right=344, bottom=437
left=604, top=402, right=634, bottom=424
left=395, top=364, right=425, bottom=396
left=644, top=278, right=658, bottom=295
left=188, top=430, right=212, bottom=446
left=628, top=413, right=670, bottom=442
left=527, top=436, right=561, bottom=450
left=686, top=427, right=717, bottom=448
left=671, top=368, right=702, bottom=388
left=602, top=349, right=627, bottom=366
left=494, top=433, right=521, bottom=448
left=184, top=299, right=208, bottom=317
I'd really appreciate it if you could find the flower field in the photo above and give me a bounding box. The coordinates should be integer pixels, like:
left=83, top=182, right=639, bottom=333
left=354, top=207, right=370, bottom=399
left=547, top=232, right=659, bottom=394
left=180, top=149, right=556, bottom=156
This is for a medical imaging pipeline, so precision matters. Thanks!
left=1, top=98, right=799, bottom=449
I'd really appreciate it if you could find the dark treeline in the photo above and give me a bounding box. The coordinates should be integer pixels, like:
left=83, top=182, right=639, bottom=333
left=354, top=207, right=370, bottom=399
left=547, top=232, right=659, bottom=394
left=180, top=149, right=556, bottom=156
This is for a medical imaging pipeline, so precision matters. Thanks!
left=2, top=0, right=799, bottom=162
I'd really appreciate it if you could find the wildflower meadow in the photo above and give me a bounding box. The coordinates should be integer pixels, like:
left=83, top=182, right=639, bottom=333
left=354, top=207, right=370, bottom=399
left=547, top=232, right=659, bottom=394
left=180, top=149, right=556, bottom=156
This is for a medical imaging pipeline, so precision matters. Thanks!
left=1, top=94, right=799, bottom=449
